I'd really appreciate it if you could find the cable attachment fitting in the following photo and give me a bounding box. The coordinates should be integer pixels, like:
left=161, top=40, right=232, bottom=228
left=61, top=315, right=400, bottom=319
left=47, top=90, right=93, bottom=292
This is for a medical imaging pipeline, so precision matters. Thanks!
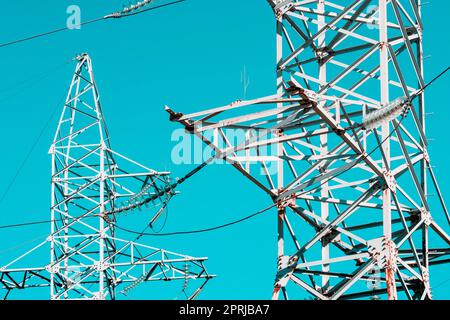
left=105, top=0, right=154, bottom=19
left=165, top=106, right=184, bottom=122
left=277, top=192, right=296, bottom=208
left=273, top=0, right=294, bottom=19
left=74, top=53, right=89, bottom=62
left=362, top=96, right=411, bottom=130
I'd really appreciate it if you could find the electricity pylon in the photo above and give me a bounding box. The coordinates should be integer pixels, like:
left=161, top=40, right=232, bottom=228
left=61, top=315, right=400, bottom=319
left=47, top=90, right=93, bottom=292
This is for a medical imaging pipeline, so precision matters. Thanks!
left=166, top=0, right=450, bottom=300
left=0, top=54, right=212, bottom=300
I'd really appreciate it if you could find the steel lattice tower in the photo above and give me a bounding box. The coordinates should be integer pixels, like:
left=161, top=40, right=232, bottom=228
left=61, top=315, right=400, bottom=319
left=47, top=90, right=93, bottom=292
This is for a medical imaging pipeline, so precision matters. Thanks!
left=166, top=0, right=450, bottom=300
left=0, top=54, right=212, bottom=300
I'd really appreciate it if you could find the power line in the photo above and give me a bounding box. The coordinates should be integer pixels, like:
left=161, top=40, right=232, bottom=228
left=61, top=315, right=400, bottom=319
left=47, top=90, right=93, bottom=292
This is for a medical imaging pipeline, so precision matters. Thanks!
left=0, top=234, right=47, bottom=255
left=0, top=60, right=71, bottom=97
left=0, top=219, right=53, bottom=230
left=0, top=91, right=67, bottom=206
left=434, top=277, right=450, bottom=289
left=114, top=203, right=276, bottom=236
left=0, top=18, right=102, bottom=49
left=0, top=203, right=276, bottom=237
left=0, top=0, right=186, bottom=49
left=418, top=66, right=450, bottom=94
left=0, top=213, right=99, bottom=230
left=0, top=60, right=73, bottom=205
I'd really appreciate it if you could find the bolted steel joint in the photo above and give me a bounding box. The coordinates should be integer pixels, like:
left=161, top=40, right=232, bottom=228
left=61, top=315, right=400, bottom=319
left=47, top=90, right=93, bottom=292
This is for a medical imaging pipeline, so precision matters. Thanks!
left=423, top=149, right=430, bottom=163
left=273, top=1, right=294, bottom=19
left=368, top=237, right=397, bottom=272
left=46, top=264, right=59, bottom=274
left=421, top=208, right=432, bottom=226
left=277, top=255, right=290, bottom=270
left=382, top=170, right=397, bottom=192
left=384, top=238, right=398, bottom=273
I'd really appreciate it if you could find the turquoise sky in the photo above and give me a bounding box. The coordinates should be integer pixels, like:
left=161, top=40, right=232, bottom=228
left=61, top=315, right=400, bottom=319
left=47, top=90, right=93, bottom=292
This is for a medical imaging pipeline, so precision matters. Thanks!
left=0, top=0, right=449, bottom=299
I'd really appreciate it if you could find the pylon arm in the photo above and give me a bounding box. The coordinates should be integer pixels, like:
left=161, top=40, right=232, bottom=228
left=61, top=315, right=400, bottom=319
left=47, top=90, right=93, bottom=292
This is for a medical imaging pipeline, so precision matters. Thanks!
left=0, top=237, right=213, bottom=300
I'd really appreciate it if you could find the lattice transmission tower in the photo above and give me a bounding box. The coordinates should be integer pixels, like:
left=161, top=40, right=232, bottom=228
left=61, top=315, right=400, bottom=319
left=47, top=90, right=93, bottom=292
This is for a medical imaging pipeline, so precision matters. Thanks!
left=0, top=54, right=212, bottom=300
left=166, top=0, right=450, bottom=300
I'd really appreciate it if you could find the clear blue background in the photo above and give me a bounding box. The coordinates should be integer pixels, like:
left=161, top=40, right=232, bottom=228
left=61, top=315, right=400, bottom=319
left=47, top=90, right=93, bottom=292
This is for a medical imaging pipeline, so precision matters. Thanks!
left=0, top=0, right=448, bottom=299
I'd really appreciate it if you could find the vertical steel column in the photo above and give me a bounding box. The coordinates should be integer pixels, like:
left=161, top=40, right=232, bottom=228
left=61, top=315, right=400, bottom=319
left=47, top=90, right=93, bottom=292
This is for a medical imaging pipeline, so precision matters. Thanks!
left=416, top=0, right=430, bottom=298
left=92, top=55, right=107, bottom=300
left=62, top=115, right=73, bottom=299
left=273, top=9, right=285, bottom=299
left=99, top=143, right=106, bottom=299
left=379, top=0, right=397, bottom=300
left=317, top=0, right=330, bottom=291
left=62, top=74, right=79, bottom=300
left=49, top=69, right=76, bottom=300
left=50, top=150, right=56, bottom=299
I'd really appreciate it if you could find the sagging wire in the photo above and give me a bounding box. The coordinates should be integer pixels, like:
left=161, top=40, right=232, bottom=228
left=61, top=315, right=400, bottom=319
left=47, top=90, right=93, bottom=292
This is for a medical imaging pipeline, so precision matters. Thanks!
left=0, top=233, right=47, bottom=255
left=0, top=82, right=70, bottom=206
left=149, top=191, right=172, bottom=232
left=113, top=203, right=277, bottom=237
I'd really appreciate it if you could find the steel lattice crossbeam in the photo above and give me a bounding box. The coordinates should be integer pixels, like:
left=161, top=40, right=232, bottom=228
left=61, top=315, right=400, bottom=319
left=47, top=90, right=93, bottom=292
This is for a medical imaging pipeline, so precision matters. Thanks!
left=0, top=54, right=212, bottom=300
left=165, top=0, right=450, bottom=300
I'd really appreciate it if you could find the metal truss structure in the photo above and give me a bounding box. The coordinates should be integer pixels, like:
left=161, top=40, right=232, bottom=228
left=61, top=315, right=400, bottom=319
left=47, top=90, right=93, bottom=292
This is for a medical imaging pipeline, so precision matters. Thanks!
left=166, top=0, right=450, bottom=300
left=0, top=54, right=212, bottom=300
